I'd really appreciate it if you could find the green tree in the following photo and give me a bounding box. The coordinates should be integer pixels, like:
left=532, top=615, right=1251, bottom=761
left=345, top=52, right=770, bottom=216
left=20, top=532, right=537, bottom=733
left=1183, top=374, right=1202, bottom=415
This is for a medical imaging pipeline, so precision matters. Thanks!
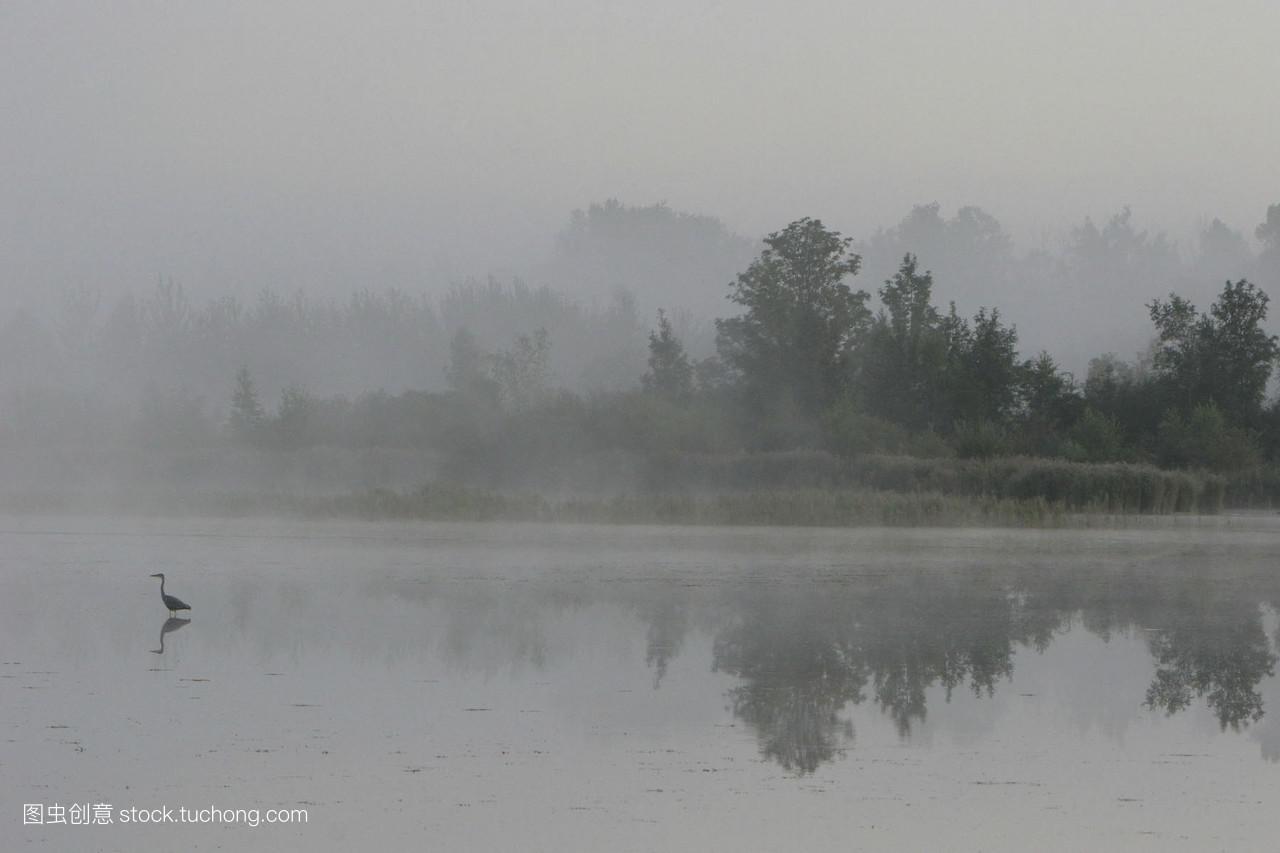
left=857, top=255, right=950, bottom=429
left=1156, top=402, right=1260, bottom=472
left=1068, top=407, right=1128, bottom=463
left=1017, top=351, right=1081, bottom=452
left=642, top=310, right=694, bottom=398
left=1082, top=351, right=1167, bottom=440
left=948, top=307, right=1020, bottom=425
left=715, top=218, right=870, bottom=417
left=1148, top=279, right=1278, bottom=425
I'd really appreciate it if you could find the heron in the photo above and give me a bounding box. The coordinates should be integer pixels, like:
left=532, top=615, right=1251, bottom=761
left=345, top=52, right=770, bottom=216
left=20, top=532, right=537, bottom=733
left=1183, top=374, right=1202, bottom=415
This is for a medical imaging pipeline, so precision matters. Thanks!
left=149, top=573, right=191, bottom=616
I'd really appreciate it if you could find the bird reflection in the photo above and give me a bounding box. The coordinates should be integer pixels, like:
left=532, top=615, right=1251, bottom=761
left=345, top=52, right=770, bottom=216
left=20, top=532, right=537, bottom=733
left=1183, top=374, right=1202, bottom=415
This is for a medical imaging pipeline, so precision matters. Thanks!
left=151, top=616, right=191, bottom=655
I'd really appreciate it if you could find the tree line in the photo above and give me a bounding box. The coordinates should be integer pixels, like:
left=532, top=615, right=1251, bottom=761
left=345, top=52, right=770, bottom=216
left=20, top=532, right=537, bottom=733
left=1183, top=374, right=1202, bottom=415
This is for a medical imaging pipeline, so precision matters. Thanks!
left=210, top=216, right=1280, bottom=493
left=703, top=217, right=1278, bottom=472
left=6, top=202, right=1280, bottom=491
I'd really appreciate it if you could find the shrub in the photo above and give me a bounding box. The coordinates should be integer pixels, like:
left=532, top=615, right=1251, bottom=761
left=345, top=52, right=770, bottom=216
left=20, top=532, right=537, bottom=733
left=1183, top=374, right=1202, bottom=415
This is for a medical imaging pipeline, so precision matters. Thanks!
left=1070, top=407, right=1128, bottom=463
left=1156, top=402, right=1261, bottom=472
left=952, top=420, right=1008, bottom=459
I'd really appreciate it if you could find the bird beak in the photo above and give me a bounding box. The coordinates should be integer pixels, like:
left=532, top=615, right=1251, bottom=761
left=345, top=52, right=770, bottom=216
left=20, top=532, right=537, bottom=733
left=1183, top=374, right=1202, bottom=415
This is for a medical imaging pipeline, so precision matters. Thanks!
left=150, top=573, right=162, bottom=578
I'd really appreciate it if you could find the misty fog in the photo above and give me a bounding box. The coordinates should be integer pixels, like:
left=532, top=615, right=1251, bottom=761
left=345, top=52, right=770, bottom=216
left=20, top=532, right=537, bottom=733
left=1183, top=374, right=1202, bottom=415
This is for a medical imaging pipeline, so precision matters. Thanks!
left=4, top=199, right=1280, bottom=479
left=3, top=1, right=1280, bottom=504
left=12, top=5, right=1280, bottom=852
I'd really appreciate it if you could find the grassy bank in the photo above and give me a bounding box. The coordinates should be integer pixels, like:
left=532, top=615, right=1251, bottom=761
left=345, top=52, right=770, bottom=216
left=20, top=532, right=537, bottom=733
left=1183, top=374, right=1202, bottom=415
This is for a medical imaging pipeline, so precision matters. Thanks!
left=313, top=484, right=1071, bottom=527
left=0, top=451, right=1231, bottom=527
left=1224, top=466, right=1280, bottom=508
left=0, top=482, right=1071, bottom=527
left=646, top=452, right=1225, bottom=514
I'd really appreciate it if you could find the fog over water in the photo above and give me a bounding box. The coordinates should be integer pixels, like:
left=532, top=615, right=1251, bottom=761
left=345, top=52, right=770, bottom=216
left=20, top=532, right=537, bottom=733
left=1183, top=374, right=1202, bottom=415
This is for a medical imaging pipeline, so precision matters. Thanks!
left=8, top=519, right=1280, bottom=851
left=9, top=5, right=1280, bottom=850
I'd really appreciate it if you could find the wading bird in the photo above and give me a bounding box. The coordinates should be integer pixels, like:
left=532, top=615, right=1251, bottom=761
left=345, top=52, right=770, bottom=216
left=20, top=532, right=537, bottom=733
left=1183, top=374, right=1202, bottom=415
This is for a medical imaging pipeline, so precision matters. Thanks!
left=149, top=573, right=191, bottom=616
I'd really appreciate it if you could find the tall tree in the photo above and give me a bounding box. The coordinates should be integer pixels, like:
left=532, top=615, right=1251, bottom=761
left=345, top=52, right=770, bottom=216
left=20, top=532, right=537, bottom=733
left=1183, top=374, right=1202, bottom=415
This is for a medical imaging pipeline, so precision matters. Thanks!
left=948, top=308, right=1021, bottom=425
left=857, top=255, right=950, bottom=429
left=642, top=310, right=694, bottom=399
left=715, top=218, right=870, bottom=417
left=1148, top=279, right=1278, bottom=424
left=1017, top=351, right=1081, bottom=450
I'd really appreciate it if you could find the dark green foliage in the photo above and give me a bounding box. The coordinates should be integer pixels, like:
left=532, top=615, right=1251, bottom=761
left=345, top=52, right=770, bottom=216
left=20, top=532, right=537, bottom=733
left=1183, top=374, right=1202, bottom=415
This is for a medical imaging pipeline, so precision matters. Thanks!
left=1067, top=408, right=1128, bottom=463
left=856, top=255, right=951, bottom=429
left=949, top=308, right=1021, bottom=424
left=1080, top=352, right=1175, bottom=454
left=1155, top=403, right=1261, bottom=473
left=1148, top=280, right=1278, bottom=425
left=642, top=310, right=694, bottom=398
left=1016, top=351, right=1082, bottom=453
left=855, top=255, right=1022, bottom=436
left=822, top=400, right=913, bottom=457
left=951, top=419, right=1008, bottom=459
left=715, top=218, right=871, bottom=417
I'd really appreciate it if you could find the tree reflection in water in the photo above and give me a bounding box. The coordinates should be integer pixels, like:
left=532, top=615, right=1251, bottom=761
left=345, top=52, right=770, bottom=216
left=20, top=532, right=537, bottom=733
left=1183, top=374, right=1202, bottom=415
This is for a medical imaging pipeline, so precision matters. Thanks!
left=709, top=574, right=1055, bottom=772
left=1142, top=587, right=1277, bottom=730
left=677, top=563, right=1280, bottom=774
left=374, top=547, right=1280, bottom=776
left=713, top=598, right=866, bottom=774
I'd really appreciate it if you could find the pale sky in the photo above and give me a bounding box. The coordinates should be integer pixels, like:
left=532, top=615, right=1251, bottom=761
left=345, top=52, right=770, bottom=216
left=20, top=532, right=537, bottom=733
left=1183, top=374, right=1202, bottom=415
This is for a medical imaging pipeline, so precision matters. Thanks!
left=3, top=0, right=1279, bottom=307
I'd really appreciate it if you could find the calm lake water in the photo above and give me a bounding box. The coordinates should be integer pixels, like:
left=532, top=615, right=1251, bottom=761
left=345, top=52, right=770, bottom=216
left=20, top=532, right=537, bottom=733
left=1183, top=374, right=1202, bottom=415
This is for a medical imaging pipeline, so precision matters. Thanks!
left=5, top=515, right=1280, bottom=851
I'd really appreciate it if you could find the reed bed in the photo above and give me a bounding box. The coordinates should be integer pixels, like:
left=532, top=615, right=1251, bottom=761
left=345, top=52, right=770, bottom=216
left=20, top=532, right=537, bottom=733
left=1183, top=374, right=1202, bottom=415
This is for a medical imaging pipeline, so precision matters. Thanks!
left=645, top=452, right=1224, bottom=514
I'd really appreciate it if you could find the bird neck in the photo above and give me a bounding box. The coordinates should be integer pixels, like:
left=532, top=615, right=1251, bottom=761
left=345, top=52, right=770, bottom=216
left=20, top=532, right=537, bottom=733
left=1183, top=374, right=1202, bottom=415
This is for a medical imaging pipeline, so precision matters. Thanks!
left=159, top=576, right=165, bottom=594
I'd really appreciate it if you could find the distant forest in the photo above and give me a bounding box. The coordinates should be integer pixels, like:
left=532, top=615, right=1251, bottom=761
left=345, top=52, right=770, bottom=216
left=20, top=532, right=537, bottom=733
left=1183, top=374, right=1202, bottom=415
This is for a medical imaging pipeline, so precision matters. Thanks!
left=5, top=200, right=1280, bottom=503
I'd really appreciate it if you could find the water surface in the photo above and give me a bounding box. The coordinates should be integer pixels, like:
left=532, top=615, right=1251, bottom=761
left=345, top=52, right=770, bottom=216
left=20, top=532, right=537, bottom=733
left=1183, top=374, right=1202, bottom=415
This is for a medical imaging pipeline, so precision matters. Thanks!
left=4, top=516, right=1280, bottom=851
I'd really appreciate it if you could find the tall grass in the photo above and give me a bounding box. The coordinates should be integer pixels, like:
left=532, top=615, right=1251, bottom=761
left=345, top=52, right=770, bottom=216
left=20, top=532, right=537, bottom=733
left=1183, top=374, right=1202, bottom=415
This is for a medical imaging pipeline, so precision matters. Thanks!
left=1223, top=466, right=1280, bottom=508
left=644, top=452, right=1224, bottom=514
left=314, top=485, right=1065, bottom=527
